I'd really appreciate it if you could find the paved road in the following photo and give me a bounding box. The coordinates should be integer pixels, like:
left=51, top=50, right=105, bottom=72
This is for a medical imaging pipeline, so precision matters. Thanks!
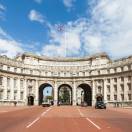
left=0, top=106, right=132, bottom=132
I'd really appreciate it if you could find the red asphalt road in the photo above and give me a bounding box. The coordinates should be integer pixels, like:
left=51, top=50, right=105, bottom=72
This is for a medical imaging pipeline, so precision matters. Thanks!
left=0, top=106, right=132, bottom=132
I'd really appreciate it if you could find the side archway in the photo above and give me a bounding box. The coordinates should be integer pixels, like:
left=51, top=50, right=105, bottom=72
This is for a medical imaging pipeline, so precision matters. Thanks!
left=58, top=84, right=72, bottom=105
left=27, top=95, right=34, bottom=106
left=77, top=84, right=92, bottom=106
left=39, top=83, right=54, bottom=105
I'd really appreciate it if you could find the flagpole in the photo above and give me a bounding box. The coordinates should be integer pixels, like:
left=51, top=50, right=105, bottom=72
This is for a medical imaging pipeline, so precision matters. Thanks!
left=56, top=24, right=67, bottom=57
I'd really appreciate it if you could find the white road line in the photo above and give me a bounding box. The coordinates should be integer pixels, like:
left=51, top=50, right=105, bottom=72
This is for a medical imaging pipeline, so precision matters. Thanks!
left=26, top=117, right=40, bottom=128
left=86, top=118, right=101, bottom=130
left=77, top=108, right=101, bottom=130
left=26, top=107, right=52, bottom=128
left=77, top=108, right=84, bottom=117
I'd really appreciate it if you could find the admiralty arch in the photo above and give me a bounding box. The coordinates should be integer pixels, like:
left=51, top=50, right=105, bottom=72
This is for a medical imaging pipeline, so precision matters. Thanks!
left=0, top=52, right=132, bottom=107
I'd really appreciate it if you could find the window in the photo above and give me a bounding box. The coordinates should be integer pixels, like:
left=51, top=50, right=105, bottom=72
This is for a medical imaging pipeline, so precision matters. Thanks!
left=114, top=95, right=117, bottom=101
left=128, top=76, right=131, bottom=81
left=128, top=83, right=131, bottom=91
left=121, top=84, right=124, bottom=92
left=21, top=69, right=23, bottom=73
left=20, top=92, right=24, bottom=100
left=107, top=79, right=110, bottom=83
left=14, top=78, right=17, bottom=88
left=107, top=95, right=110, bottom=101
left=20, top=80, right=23, bottom=88
left=30, top=70, right=33, bottom=74
left=0, top=77, right=3, bottom=85
left=14, top=67, right=17, bottom=72
left=0, top=64, right=3, bottom=70
left=107, top=85, right=110, bottom=93
left=114, top=85, right=117, bottom=92
left=98, top=86, right=101, bottom=93
left=28, top=86, right=32, bottom=93
left=114, top=78, right=117, bottom=83
left=0, top=90, right=3, bottom=100
left=7, top=66, right=10, bottom=71
left=121, top=77, right=124, bottom=82
left=121, top=94, right=124, bottom=101
left=128, top=94, right=131, bottom=100
left=7, top=91, right=10, bottom=100
left=14, top=91, right=17, bottom=100
left=7, top=78, right=10, bottom=87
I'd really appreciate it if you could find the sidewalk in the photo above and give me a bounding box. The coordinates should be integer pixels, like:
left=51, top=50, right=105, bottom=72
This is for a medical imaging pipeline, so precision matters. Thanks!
left=0, top=105, right=35, bottom=112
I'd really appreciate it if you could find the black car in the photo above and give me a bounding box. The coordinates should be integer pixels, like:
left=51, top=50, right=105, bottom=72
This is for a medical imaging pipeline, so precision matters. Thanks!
left=95, top=101, right=106, bottom=109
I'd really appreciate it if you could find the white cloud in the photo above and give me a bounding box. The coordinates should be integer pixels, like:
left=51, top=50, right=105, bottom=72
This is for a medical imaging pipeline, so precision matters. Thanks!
left=63, top=0, right=76, bottom=11
left=34, top=0, right=43, bottom=4
left=0, top=27, right=24, bottom=58
left=28, top=10, right=44, bottom=23
left=41, top=0, right=132, bottom=59
left=0, top=3, right=6, bottom=20
left=0, top=39, right=24, bottom=57
left=0, top=4, right=5, bottom=11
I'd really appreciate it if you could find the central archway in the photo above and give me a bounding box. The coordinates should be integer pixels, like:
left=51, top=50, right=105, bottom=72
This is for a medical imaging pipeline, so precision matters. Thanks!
left=58, top=84, right=72, bottom=105
left=39, top=83, right=54, bottom=105
left=77, top=84, right=92, bottom=106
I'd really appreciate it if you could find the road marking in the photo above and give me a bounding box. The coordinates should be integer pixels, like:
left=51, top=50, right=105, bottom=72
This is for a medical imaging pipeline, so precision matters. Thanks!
left=77, top=108, right=84, bottom=117
left=86, top=118, right=101, bottom=130
left=26, top=117, right=40, bottom=128
left=26, top=107, right=52, bottom=128
left=41, top=107, right=52, bottom=117
left=77, top=108, right=101, bottom=130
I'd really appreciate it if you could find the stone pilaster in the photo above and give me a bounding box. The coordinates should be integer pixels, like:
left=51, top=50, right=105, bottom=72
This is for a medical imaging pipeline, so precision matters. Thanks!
left=103, top=79, right=107, bottom=103
left=73, top=80, right=76, bottom=105
left=23, top=78, right=27, bottom=105
left=10, top=77, right=14, bottom=100
left=3, top=76, right=7, bottom=100
left=124, top=76, right=128, bottom=101
left=17, top=78, right=20, bottom=100
left=117, top=77, right=121, bottom=101
left=92, top=80, right=96, bottom=106
left=34, top=79, right=39, bottom=105
left=54, top=80, right=58, bottom=105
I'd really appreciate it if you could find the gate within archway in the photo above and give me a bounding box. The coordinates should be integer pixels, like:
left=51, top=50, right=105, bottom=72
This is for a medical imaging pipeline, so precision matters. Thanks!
left=39, top=83, right=54, bottom=105
left=27, top=96, right=34, bottom=106
left=77, top=84, right=92, bottom=106
left=58, top=84, right=72, bottom=105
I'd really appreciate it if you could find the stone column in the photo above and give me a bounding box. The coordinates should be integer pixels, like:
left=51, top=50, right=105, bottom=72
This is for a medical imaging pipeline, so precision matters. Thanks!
left=73, top=80, right=77, bottom=105
left=17, top=78, right=20, bottom=100
left=10, top=77, right=14, bottom=100
left=3, top=76, right=7, bottom=100
left=124, top=76, right=128, bottom=101
left=23, top=78, right=27, bottom=105
left=110, top=78, right=114, bottom=101
left=34, top=79, right=39, bottom=105
left=103, top=79, right=107, bottom=103
left=54, top=80, right=58, bottom=105
left=92, top=80, right=96, bottom=106
left=117, top=77, right=120, bottom=102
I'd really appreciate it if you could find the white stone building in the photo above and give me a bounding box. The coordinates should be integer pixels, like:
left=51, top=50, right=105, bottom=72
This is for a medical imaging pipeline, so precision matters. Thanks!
left=0, top=52, right=132, bottom=107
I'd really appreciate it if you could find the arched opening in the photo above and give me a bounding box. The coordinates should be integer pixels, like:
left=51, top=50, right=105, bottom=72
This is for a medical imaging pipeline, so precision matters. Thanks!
left=27, top=96, right=34, bottom=106
left=39, top=83, right=54, bottom=105
left=58, top=84, right=72, bottom=105
left=77, top=84, right=92, bottom=106
left=96, top=94, right=103, bottom=102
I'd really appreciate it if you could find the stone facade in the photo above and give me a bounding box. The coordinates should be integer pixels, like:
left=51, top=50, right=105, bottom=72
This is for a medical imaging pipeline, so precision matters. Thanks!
left=0, top=52, right=132, bottom=107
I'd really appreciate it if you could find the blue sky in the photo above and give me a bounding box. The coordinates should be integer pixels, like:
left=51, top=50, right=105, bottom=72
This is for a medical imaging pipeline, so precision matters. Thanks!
left=0, top=0, right=132, bottom=59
